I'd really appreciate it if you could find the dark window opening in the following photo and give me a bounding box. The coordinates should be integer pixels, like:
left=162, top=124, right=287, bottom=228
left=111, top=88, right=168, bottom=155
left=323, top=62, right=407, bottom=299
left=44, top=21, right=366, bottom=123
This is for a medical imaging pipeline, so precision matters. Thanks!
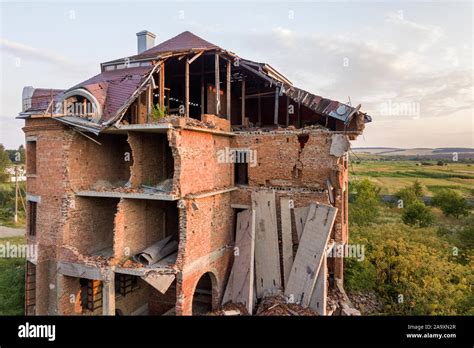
left=80, top=278, right=103, bottom=312
left=26, top=141, right=36, bottom=175
left=192, top=273, right=213, bottom=315
left=234, top=150, right=249, bottom=185
left=115, top=274, right=139, bottom=296
left=28, top=201, right=37, bottom=237
left=25, top=261, right=36, bottom=315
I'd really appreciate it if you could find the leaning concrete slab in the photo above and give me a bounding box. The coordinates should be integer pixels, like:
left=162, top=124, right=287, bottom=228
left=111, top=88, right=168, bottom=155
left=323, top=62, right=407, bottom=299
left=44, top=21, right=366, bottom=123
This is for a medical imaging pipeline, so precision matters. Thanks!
left=285, top=203, right=337, bottom=307
left=280, top=197, right=293, bottom=287
left=222, top=209, right=256, bottom=313
left=252, top=191, right=281, bottom=298
left=294, top=206, right=309, bottom=242
left=309, top=251, right=327, bottom=315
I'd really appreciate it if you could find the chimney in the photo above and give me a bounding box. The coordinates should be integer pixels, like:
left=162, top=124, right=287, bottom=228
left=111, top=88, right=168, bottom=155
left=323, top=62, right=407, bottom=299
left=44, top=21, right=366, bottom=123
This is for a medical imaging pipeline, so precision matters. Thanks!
left=136, top=30, right=156, bottom=54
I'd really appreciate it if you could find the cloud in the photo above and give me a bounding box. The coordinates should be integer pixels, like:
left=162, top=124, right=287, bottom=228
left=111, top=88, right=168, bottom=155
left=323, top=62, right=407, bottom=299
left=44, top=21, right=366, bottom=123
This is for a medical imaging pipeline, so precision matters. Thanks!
left=385, top=12, right=444, bottom=52
left=230, top=15, right=472, bottom=124
left=0, top=38, right=78, bottom=68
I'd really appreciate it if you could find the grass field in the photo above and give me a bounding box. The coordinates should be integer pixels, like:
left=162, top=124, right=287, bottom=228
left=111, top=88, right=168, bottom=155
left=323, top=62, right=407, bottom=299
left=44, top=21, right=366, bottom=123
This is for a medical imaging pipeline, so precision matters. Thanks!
left=349, top=160, right=474, bottom=198
left=0, top=236, right=25, bottom=315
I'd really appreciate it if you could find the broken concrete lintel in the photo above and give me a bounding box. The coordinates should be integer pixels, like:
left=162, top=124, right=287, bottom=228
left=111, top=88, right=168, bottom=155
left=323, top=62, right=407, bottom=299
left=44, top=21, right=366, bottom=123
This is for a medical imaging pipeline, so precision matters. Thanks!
left=182, top=126, right=235, bottom=137
left=76, top=190, right=179, bottom=201
left=141, top=273, right=175, bottom=294
left=57, top=261, right=104, bottom=280
left=104, top=123, right=173, bottom=134
left=185, top=186, right=237, bottom=200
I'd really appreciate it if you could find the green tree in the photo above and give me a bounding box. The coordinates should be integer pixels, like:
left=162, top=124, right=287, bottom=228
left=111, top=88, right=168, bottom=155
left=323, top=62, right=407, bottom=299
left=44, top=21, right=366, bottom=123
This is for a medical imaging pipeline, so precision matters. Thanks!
left=396, top=180, right=423, bottom=207
left=432, top=189, right=470, bottom=218
left=402, top=199, right=434, bottom=227
left=349, top=179, right=381, bottom=226
left=0, top=144, right=12, bottom=182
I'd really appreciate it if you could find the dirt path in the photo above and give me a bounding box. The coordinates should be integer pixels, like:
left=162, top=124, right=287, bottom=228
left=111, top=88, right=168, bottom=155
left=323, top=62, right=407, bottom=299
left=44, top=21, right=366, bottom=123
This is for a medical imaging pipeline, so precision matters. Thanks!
left=0, top=225, right=25, bottom=238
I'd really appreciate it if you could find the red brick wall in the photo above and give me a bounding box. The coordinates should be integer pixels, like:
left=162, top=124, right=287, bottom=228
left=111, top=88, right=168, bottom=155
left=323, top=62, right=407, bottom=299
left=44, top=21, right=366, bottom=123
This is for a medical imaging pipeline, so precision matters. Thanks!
left=68, top=133, right=131, bottom=191
left=113, top=199, right=174, bottom=260
left=175, top=193, right=234, bottom=315
left=231, top=131, right=336, bottom=188
left=171, top=129, right=233, bottom=196
left=128, top=132, right=171, bottom=188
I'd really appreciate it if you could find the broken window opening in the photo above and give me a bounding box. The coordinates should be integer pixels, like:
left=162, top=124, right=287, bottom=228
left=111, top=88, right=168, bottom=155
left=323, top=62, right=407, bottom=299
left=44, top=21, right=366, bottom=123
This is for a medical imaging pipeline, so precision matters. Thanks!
left=234, top=150, right=249, bottom=185
left=128, top=132, right=174, bottom=190
left=115, top=274, right=139, bottom=296
left=25, top=261, right=36, bottom=315
left=70, top=197, right=119, bottom=257
left=192, top=272, right=214, bottom=315
left=80, top=278, right=103, bottom=312
left=27, top=201, right=37, bottom=237
left=26, top=140, right=36, bottom=175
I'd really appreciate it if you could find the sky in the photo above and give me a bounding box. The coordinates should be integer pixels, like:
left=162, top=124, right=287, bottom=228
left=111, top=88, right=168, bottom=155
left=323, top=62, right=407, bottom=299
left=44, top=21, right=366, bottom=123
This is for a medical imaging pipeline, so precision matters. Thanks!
left=0, top=0, right=473, bottom=149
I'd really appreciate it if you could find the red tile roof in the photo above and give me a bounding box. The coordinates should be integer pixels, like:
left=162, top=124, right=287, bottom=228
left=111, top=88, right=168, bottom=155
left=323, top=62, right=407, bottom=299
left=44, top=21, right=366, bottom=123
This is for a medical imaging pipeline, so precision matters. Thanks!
left=134, top=31, right=219, bottom=59
left=66, top=66, right=153, bottom=122
left=28, top=89, right=64, bottom=112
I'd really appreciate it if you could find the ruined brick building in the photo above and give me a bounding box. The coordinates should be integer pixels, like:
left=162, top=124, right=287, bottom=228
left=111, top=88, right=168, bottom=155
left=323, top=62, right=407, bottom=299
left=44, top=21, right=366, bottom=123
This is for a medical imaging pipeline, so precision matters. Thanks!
left=18, top=31, right=371, bottom=316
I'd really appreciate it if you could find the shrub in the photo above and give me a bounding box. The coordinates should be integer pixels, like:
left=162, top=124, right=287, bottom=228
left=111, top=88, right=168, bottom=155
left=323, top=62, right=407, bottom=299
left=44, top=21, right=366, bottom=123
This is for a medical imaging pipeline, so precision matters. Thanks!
left=402, top=200, right=434, bottom=227
left=432, top=189, right=470, bottom=218
left=346, top=222, right=473, bottom=315
left=395, top=180, right=423, bottom=207
left=349, top=179, right=381, bottom=226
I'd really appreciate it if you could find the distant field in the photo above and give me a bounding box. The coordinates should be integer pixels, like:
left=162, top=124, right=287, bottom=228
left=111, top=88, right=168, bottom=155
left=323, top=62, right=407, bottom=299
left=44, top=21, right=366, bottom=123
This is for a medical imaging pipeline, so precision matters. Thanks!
left=349, top=160, right=474, bottom=198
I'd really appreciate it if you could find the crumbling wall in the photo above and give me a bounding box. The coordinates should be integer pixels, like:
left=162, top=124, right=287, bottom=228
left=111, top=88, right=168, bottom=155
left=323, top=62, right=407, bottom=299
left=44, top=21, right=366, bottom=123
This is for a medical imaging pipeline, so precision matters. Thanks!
left=231, top=130, right=350, bottom=283
left=65, top=197, right=119, bottom=257
left=127, top=132, right=173, bottom=188
left=171, top=129, right=233, bottom=196
left=113, top=199, right=177, bottom=260
left=68, top=133, right=132, bottom=191
left=231, top=131, right=335, bottom=188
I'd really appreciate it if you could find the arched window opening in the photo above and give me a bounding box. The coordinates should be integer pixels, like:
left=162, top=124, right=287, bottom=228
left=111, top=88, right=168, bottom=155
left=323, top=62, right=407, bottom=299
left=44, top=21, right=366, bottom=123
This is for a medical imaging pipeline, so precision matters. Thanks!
left=191, top=272, right=215, bottom=315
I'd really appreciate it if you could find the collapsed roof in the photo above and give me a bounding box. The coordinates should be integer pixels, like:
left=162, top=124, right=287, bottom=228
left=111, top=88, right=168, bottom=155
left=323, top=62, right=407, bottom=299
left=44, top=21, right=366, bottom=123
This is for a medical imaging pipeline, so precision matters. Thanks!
left=18, top=31, right=372, bottom=133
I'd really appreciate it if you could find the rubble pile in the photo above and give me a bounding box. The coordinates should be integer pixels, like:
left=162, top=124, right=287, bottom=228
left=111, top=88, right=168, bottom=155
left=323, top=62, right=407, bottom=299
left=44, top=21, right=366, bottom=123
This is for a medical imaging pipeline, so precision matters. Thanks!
left=348, top=291, right=384, bottom=315
left=255, top=295, right=318, bottom=316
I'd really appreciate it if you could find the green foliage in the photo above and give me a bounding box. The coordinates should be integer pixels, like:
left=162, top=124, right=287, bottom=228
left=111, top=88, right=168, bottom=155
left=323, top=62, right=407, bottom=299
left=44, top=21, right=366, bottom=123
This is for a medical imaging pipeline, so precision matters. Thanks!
left=345, top=219, right=473, bottom=315
left=0, top=182, right=26, bottom=226
left=432, top=189, right=470, bottom=218
left=150, top=103, right=167, bottom=121
left=6, top=145, right=25, bottom=164
left=0, top=237, right=25, bottom=315
left=0, top=144, right=12, bottom=183
left=344, top=251, right=377, bottom=291
left=402, top=199, right=434, bottom=227
left=349, top=179, right=381, bottom=226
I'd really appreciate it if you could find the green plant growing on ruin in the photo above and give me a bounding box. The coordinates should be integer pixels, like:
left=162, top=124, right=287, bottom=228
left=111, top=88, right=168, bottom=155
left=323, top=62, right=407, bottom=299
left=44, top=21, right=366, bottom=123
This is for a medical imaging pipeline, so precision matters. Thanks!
left=150, top=103, right=167, bottom=121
